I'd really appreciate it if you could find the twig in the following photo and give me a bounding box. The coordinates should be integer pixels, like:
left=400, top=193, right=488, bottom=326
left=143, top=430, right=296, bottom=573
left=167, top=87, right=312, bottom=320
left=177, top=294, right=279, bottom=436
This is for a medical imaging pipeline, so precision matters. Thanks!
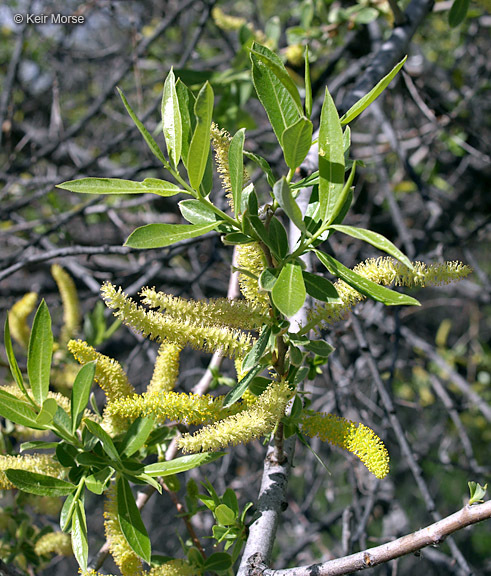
left=255, top=500, right=491, bottom=575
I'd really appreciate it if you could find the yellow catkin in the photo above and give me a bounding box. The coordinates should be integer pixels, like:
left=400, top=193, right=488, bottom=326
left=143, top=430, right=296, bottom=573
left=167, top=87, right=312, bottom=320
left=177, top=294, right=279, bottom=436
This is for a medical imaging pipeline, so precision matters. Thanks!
left=68, top=339, right=135, bottom=401
left=0, top=454, right=66, bottom=489
left=301, top=412, right=390, bottom=479
left=235, top=243, right=271, bottom=312
left=308, top=258, right=472, bottom=330
left=178, top=380, right=292, bottom=453
left=146, top=560, right=199, bottom=576
left=103, top=483, right=142, bottom=576
left=51, top=264, right=81, bottom=342
left=8, top=292, right=38, bottom=349
left=34, top=531, right=72, bottom=557
left=105, top=390, right=242, bottom=426
left=211, top=6, right=246, bottom=30
left=141, top=288, right=268, bottom=331
left=101, top=283, right=254, bottom=359
left=148, top=340, right=181, bottom=394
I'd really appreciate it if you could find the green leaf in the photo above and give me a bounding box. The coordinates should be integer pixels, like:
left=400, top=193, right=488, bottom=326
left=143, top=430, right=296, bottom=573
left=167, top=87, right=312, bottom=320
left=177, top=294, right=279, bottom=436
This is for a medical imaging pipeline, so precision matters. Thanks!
left=162, top=68, right=182, bottom=167
left=242, top=326, right=272, bottom=373
left=85, top=467, right=113, bottom=495
left=304, top=46, right=312, bottom=118
left=120, top=417, right=155, bottom=458
left=0, top=388, right=43, bottom=429
left=83, top=419, right=121, bottom=463
left=204, top=552, right=233, bottom=571
left=215, top=504, right=236, bottom=526
left=4, top=317, right=30, bottom=401
left=468, top=481, right=487, bottom=505
left=273, top=177, right=305, bottom=232
left=27, top=300, right=53, bottom=406
left=35, top=398, right=58, bottom=426
left=175, top=79, right=196, bottom=166
left=57, top=177, right=186, bottom=198
left=117, top=87, right=168, bottom=166
left=143, top=452, right=225, bottom=477
left=304, top=339, right=335, bottom=357
left=340, top=57, right=407, bottom=125
left=71, top=362, right=95, bottom=434
left=302, top=271, right=341, bottom=303
left=314, top=250, right=420, bottom=306
left=117, top=476, right=151, bottom=562
left=5, top=469, right=75, bottom=496
left=243, top=151, right=276, bottom=188
left=125, top=222, right=220, bottom=249
left=271, top=262, right=307, bottom=317
left=20, top=441, right=59, bottom=452
left=223, top=364, right=263, bottom=407
left=282, top=116, right=313, bottom=170
left=250, top=45, right=300, bottom=147
left=71, top=499, right=88, bottom=571
left=187, top=81, right=214, bottom=190
left=222, top=232, right=254, bottom=245
left=328, top=225, right=413, bottom=269
left=325, top=160, right=356, bottom=228
left=259, top=267, right=280, bottom=292
left=449, top=0, right=470, bottom=26
left=268, top=216, right=289, bottom=260
left=318, top=87, right=345, bottom=227
left=250, top=43, right=303, bottom=115
left=76, top=451, right=108, bottom=469
left=179, top=199, right=220, bottom=225
left=60, top=492, right=75, bottom=532
left=229, top=128, right=246, bottom=216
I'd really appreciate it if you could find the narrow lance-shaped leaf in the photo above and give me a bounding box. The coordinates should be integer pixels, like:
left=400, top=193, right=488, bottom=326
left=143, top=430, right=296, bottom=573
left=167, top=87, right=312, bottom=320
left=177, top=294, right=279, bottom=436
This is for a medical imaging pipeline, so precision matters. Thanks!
left=340, top=57, right=407, bottom=125
left=327, top=225, right=413, bottom=269
left=120, top=417, right=155, bottom=458
left=302, top=271, right=341, bottom=303
left=271, top=261, right=307, bottom=317
left=4, top=469, right=75, bottom=497
left=117, top=476, right=151, bottom=563
left=448, top=0, right=470, bottom=27
left=143, top=452, right=225, bottom=477
left=250, top=46, right=300, bottom=147
left=125, top=221, right=220, bottom=249
left=318, top=87, right=345, bottom=226
left=223, top=364, right=263, bottom=408
left=4, top=317, right=31, bottom=402
left=117, top=88, right=168, bottom=167
left=242, top=326, right=272, bottom=373
left=187, top=81, right=214, bottom=191
left=0, top=388, right=45, bottom=429
left=304, top=46, right=312, bottom=119
left=162, top=68, right=182, bottom=168
left=83, top=419, right=121, bottom=463
left=57, top=178, right=187, bottom=198
left=250, top=43, right=303, bottom=114
left=229, top=128, right=246, bottom=215
left=71, top=500, right=88, bottom=571
left=314, top=250, right=420, bottom=306
left=282, top=116, right=313, bottom=170
left=179, top=199, right=220, bottom=225
left=71, top=362, right=96, bottom=434
left=325, top=160, right=356, bottom=227
left=273, top=177, right=305, bottom=232
left=175, top=79, right=195, bottom=167
left=27, top=300, right=53, bottom=406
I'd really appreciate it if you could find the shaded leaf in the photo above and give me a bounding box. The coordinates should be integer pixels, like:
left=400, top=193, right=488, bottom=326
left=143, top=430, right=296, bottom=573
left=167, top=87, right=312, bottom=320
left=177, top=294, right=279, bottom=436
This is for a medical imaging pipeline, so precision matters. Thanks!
left=5, top=469, right=75, bottom=496
left=223, top=364, right=263, bottom=407
left=117, top=476, right=151, bottom=563
left=302, top=271, right=341, bottom=303
left=83, top=419, right=121, bottom=463
left=242, top=327, right=272, bottom=373
left=120, top=417, right=155, bottom=458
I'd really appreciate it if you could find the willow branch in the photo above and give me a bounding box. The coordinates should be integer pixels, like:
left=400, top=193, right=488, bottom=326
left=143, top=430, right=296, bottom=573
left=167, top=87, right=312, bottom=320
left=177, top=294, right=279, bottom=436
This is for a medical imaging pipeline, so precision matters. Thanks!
left=252, top=500, right=491, bottom=575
